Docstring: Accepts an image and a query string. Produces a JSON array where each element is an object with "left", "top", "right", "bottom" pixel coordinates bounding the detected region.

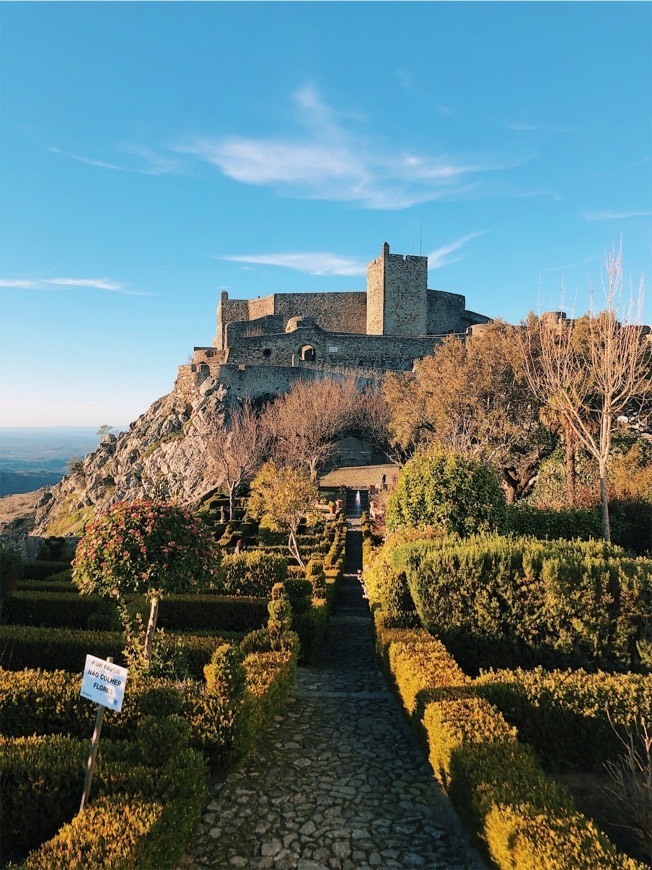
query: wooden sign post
[{"left": 79, "top": 654, "right": 128, "bottom": 813}]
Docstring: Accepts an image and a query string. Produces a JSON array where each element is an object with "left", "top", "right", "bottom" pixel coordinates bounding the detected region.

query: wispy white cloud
[
  {"left": 218, "top": 252, "right": 367, "bottom": 277},
  {"left": 0, "top": 276, "right": 153, "bottom": 296},
  {"left": 49, "top": 147, "right": 126, "bottom": 171},
  {"left": 0, "top": 279, "right": 37, "bottom": 288},
  {"left": 427, "top": 232, "right": 487, "bottom": 270},
  {"left": 49, "top": 144, "right": 180, "bottom": 176},
  {"left": 219, "top": 233, "right": 488, "bottom": 279},
  {"left": 176, "top": 87, "right": 528, "bottom": 210},
  {"left": 504, "top": 120, "right": 574, "bottom": 134},
  {"left": 540, "top": 255, "right": 602, "bottom": 275},
  {"left": 582, "top": 209, "right": 652, "bottom": 222}
]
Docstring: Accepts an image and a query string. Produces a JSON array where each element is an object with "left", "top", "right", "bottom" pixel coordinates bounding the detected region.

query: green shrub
[
  {"left": 35, "top": 537, "right": 73, "bottom": 562},
  {"left": 396, "top": 535, "right": 652, "bottom": 673},
  {"left": 305, "top": 558, "right": 326, "bottom": 599},
  {"left": 505, "top": 505, "right": 602, "bottom": 541},
  {"left": 610, "top": 499, "right": 652, "bottom": 555},
  {"left": 291, "top": 600, "right": 329, "bottom": 665},
  {"left": 374, "top": 618, "right": 638, "bottom": 869},
  {"left": 284, "top": 577, "right": 312, "bottom": 607},
  {"left": 387, "top": 445, "right": 506, "bottom": 536},
  {"left": 0, "top": 625, "right": 238, "bottom": 678},
  {"left": 16, "top": 796, "right": 165, "bottom": 869},
  {"left": 0, "top": 652, "right": 293, "bottom": 776},
  {"left": 18, "top": 579, "right": 75, "bottom": 593},
  {"left": 0, "top": 547, "right": 21, "bottom": 604},
  {"left": 473, "top": 666, "right": 652, "bottom": 769},
  {"left": 1, "top": 733, "right": 87, "bottom": 855},
  {"left": 2, "top": 591, "right": 116, "bottom": 630},
  {"left": 218, "top": 552, "right": 288, "bottom": 596},
  {"left": 204, "top": 644, "right": 246, "bottom": 701},
  {"left": 20, "top": 560, "right": 70, "bottom": 581},
  {"left": 267, "top": 583, "right": 293, "bottom": 648},
  {"left": 157, "top": 595, "right": 268, "bottom": 632},
  {"left": 4, "top": 716, "right": 207, "bottom": 868},
  {"left": 257, "top": 523, "right": 286, "bottom": 546},
  {"left": 363, "top": 531, "right": 424, "bottom": 618},
  {"left": 0, "top": 625, "right": 126, "bottom": 672}
]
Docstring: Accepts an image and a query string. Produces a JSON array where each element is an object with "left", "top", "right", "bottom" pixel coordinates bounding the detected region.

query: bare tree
[
  {"left": 520, "top": 248, "right": 651, "bottom": 540},
  {"left": 196, "top": 400, "right": 269, "bottom": 521},
  {"left": 353, "top": 384, "right": 404, "bottom": 465},
  {"left": 262, "top": 376, "right": 359, "bottom": 478}
]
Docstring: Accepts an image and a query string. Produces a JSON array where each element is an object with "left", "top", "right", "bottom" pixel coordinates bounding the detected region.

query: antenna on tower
[{"left": 419, "top": 225, "right": 423, "bottom": 256}]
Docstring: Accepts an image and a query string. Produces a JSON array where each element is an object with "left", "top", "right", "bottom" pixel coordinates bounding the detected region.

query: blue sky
[{"left": 1, "top": 2, "right": 651, "bottom": 426}]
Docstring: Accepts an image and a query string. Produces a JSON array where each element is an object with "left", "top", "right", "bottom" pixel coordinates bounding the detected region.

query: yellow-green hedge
[
  {"left": 16, "top": 796, "right": 165, "bottom": 870},
  {"left": 374, "top": 617, "right": 645, "bottom": 868},
  {"left": 474, "top": 666, "right": 652, "bottom": 768},
  {"left": 484, "top": 805, "right": 641, "bottom": 870}
]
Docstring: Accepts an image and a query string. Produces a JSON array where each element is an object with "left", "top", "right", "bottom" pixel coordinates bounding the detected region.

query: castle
[{"left": 176, "top": 243, "right": 490, "bottom": 400}]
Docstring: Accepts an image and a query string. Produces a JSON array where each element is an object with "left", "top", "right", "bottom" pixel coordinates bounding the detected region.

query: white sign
[
  {"left": 80, "top": 655, "right": 128, "bottom": 712},
  {"left": 328, "top": 346, "right": 339, "bottom": 353}
]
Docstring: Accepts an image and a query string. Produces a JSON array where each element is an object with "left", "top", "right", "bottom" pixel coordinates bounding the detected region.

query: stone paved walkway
[{"left": 179, "top": 514, "right": 484, "bottom": 869}]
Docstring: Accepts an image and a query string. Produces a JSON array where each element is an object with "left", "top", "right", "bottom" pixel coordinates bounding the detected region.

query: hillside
[{"left": 32, "top": 375, "right": 228, "bottom": 536}]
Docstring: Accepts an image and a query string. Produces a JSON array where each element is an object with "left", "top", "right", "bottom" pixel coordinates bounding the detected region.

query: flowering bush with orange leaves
[{"left": 72, "top": 500, "right": 220, "bottom": 600}]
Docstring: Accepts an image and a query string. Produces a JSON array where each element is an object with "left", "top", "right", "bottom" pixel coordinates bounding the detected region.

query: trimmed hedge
[
  {"left": 373, "top": 612, "right": 642, "bottom": 869},
  {"left": 3, "top": 717, "right": 207, "bottom": 867},
  {"left": 2, "top": 591, "right": 268, "bottom": 634},
  {"left": 395, "top": 535, "right": 652, "bottom": 673},
  {"left": 0, "top": 625, "right": 125, "bottom": 671},
  {"left": 473, "top": 666, "right": 652, "bottom": 769},
  {"left": 0, "top": 625, "right": 239, "bottom": 678},
  {"left": 218, "top": 552, "right": 287, "bottom": 597},
  {"left": 506, "top": 501, "right": 652, "bottom": 557},
  {"left": 3, "top": 592, "right": 113, "bottom": 630},
  {"left": 20, "top": 560, "right": 70, "bottom": 581},
  {"left": 157, "top": 595, "right": 268, "bottom": 633},
  {"left": 505, "top": 505, "right": 602, "bottom": 542},
  {"left": 16, "top": 796, "right": 165, "bottom": 870},
  {"left": 0, "top": 649, "right": 296, "bottom": 772},
  {"left": 17, "top": 579, "right": 75, "bottom": 594}
]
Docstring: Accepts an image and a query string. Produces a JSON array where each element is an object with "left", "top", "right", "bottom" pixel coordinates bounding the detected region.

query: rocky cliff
[{"left": 32, "top": 375, "right": 228, "bottom": 536}]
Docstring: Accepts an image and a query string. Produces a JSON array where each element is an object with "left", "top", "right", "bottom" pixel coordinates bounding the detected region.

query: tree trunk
[
  {"left": 599, "top": 464, "right": 611, "bottom": 543},
  {"left": 502, "top": 468, "right": 519, "bottom": 505},
  {"left": 288, "top": 528, "right": 305, "bottom": 568},
  {"left": 144, "top": 596, "right": 160, "bottom": 662},
  {"left": 565, "top": 423, "right": 577, "bottom": 507},
  {"left": 228, "top": 485, "right": 236, "bottom": 523}
]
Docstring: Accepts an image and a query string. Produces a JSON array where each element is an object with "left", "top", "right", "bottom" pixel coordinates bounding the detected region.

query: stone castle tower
[{"left": 366, "top": 242, "right": 428, "bottom": 336}]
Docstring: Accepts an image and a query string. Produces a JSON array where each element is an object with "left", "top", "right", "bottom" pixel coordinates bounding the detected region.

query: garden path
[{"left": 179, "top": 498, "right": 483, "bottom": 869}]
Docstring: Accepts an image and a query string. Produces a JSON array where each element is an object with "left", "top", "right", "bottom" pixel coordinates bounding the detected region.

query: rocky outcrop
[{"left": 32, "top": 376, "right": 229, "bottom": 536}]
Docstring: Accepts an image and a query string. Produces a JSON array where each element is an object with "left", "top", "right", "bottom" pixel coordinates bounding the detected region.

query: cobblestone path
[{"left": 180, "top": 515, "right": 483, "bottom": 869}]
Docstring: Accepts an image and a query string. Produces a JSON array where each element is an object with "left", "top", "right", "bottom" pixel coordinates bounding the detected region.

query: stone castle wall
[
  {"left": 221, "top": 328, "right": 439, "bottom": 371},
  {"left": 199, "top": 243, "right": 491, "bottom": 400},
  {"left": 216, "top": 290, "right": 366, "bottom": 349}
]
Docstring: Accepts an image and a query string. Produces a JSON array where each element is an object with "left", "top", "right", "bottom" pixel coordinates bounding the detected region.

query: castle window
[
  {"left": 262, "top": 348, "right": 272, "bottom": 358},
  {"left": 299, "top": 344, "right": 316, "bottom": 362}
]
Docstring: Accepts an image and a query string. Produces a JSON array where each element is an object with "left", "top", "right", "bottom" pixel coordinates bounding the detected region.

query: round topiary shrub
[{"left": 386, "top": 445, "right": 506, "bottom": 536}]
